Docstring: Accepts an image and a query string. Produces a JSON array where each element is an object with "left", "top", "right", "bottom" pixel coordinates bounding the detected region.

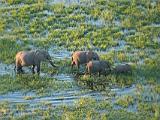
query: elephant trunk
[{"left": 49, "top": 60, "right": 56, "bottom": 67}]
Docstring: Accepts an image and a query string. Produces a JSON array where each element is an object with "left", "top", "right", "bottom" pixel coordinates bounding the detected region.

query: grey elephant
[
  {"left": 15, "top": 50, "right": 56, "bottom": 74},
  {"left": 71, "top": 51, "right": 100, "bottom": 71},
  {"left": 85, "top": 60, "right": 111, "bottom": 77},
  {"left": 114, "top": 64, "right": 131, "bottom": 74}
]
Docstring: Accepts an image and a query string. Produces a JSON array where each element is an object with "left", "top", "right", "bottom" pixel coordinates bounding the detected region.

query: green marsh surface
[{"left": 0, "top": 0, "right": 160, "bottom": 119}]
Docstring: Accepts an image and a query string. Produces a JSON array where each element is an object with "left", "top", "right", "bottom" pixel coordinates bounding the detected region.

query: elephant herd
[
  {"left": 71, "top": 51, "right": 131, "bottom": 76},
  {"left": 15, "top": 49, "right": 132, "bottom": 76}
]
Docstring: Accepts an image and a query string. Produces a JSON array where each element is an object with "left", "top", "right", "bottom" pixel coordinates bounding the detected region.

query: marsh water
[
  {"left": 0, "top": 1, "right": 158, "bottom": 116},
  {"left": 0, "top": 48, "right": 154, "bottom": 115},
  {"left": 0, "top": 45, "right": 158, "bottom": 115}
]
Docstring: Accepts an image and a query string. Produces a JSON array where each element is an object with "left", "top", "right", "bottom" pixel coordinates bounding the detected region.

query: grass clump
[
  {"left": 0, "top": 75, "right": 74, "bottom": 95},
  {"left": 115, "top": 95, "right": 134, "bottom": 108}
]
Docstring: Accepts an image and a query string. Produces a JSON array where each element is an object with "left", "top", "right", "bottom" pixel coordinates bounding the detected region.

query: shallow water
[
  {"left": 85, "top": 17, "right": 106, "bottom": 27},
  {"left": 111, "top": 84, "right": 136, "bottom": 97},
  {"left": 48, "top": 46, "right": 71, "bottom": 59},
  {"left": 49, "top": 0, "right": 95, "bottom": 6},
  {"left": 0, "top": 89, "right": 109, "bottom": 113},
  {"left": 0, "top": 81, "right": 138, "bottom": 108},
  {"left": 0, "top": 63, "right": 15, "bottom": 76},
  {"left": 48, "top": 0, "right": 80, "bottom": 6},
  {"left": 0, "top": 61, "right": 139, "bottom": 113},
  {"left": 0, "top": 47, "right": 158, "bottom": 115},
  {"left": 53, "top": 74, "right": 74, "bottom": 81}
]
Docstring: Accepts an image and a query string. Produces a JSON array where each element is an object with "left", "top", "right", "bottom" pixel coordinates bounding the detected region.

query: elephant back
[
  {"left": 72, "top": 51, "right": 87, "bottom": 64},
  {"left": 86, "top": 51, "right": 99, "bottom": 62},
  {"left": 87, "top": 60, "right": 101, "bottom": 73},
  {"left": 16, "top": 51, "right": 35, "bottom": 66}
]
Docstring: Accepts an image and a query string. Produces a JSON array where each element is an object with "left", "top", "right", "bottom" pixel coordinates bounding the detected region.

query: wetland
[{"left": 0, "top": 0, "right": 160, "bottom": 119}]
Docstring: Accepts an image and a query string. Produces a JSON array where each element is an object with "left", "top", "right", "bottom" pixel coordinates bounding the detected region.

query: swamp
[{"left": 0, "top": 0, "right": 160, "bottom": 119}]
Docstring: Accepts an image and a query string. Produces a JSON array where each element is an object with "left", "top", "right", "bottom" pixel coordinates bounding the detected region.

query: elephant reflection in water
[{"left": 15, "top": 50, "right": 56, "bottom": 75}]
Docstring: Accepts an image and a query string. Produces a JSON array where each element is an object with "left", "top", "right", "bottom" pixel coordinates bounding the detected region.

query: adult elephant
[
  {"left": 15, "top": 50, "right": 56, "bottom": 74},
  {"left": 71, "top": 51, "right": 100, "bottom": 71}
]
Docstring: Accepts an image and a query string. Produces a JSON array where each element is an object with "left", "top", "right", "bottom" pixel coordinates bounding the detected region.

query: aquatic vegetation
[
  {"left": 0, "top": 0, "right": 160, "bottom": 119},
  {"left": 0, "top": 75, "right": 74, "bottom": 95},
  {"left": 115, "top": 95, "right": 134, "bottom": 108}
]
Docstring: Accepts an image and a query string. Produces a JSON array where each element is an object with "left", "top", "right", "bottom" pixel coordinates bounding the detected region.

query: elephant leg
[
  {"left": 105, "top": 72, "right": 107, "bottom": 76},
  {"left": 71, "top": 62, "right": 74, "bottom": 70},
  {"left": 17, "top": 66, "right": 23, "bottom": 74},
  {"left": 89, "top": 73, "right": 92, "bottom": 77},
  {"left": 21, "top": 68, "right": 24, "bottom": 73},
  {"left": 74, "top": 62, "right": 79, "bottom": 74},
  {"left": 77, "top": 63, "right": 80, "bottom": 73},
  {"left": 16, "top": 60, "right": 23, "bottom": 74},
  {"left": 98, "top": 72, "right": 101, "bottom": 77},
  {"left": 32, "top": 65, "right": 35, "bottom": 74},
  {"left": 71, "top": 58, "right": 74, "bottom": 70},
  {"left": 85, "top": 66, "right": 88, "bottom": 75},
  {"left": 36, "top": 64, "right": 40, "bottom": 75}
]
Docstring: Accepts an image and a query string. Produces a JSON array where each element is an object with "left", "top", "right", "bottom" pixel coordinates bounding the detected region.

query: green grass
[
  {"left": 0, "top": 0, "right": 160, "bottom": 119},
  {"left": 0, "top": 75, "right": 74, "bottom": 95},
  {"left": 115, "top": 95, "right": 134, "bottom": 108}
]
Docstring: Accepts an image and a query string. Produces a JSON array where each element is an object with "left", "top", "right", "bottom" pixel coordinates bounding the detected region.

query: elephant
[
  {"left": 15, "top": 50, "right": 56, "bottom": 74},
  {"left": 71, "top": 51, "right": 100, "bottom": 71},
  {"left": 114, "top": 64, "right": 131, "bottom": 74},
  {"left": 85, "top": 60, "right": 111, "bottom": 77}
]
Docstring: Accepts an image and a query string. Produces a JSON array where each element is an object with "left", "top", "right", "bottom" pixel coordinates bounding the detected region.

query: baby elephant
[
  {"left": 85, "top": 60, "right": 111, "bottom": 77},
  {"left": 15, "top": 50, "right": 56, "bottom": 74},
  {"left": 71, "top": 51, "right": 99, "bottom": 71},
  {"left": 114, "top": 64, "right": 131, "bottom": 74}
]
